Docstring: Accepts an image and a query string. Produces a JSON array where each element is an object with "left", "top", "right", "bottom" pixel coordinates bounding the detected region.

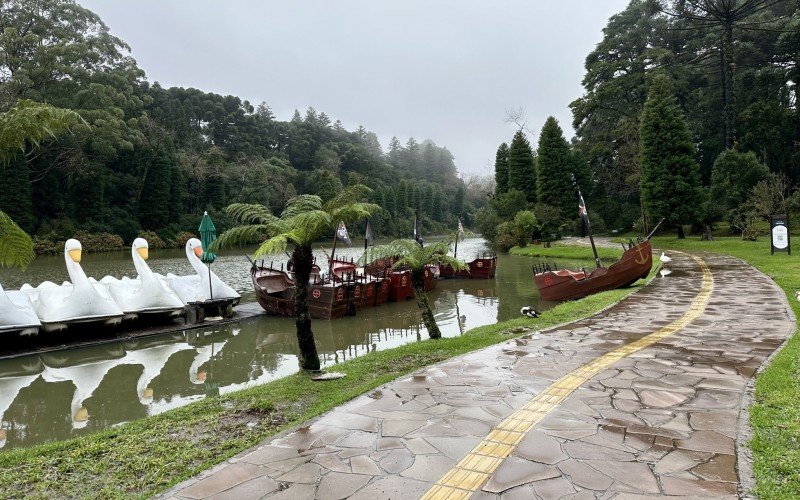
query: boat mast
[
  {"left": 573, "top": 174, "right": 602, "bottom": 269},
  {"left": 453, "top": 223, "right": 459, "bottom": 259}
]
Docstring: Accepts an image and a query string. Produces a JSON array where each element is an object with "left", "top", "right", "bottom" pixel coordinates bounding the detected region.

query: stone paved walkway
[{"left": 160, "top": 251, "right": 794, "bottom": 499}]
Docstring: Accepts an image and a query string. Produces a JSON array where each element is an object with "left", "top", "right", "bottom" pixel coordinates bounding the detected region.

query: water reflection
[{"left": 0, "top": 239, "right": 602, "bottom": 450}]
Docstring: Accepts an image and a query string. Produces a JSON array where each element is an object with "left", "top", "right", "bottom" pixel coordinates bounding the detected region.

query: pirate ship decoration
[
  {"left": 532, "top": 178, "right": 653, "bottom": 302},
  {"left": 439, "top": 220, "right": 496, "bottom": 279}
]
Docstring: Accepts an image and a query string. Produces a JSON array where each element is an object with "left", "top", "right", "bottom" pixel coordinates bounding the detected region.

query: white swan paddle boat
[
  {"left": 99, "top": 238, "right": 185, "bottom": 320},
  {"left": 0, "top": 283, "right": 41, "bottom": 336},
  {"left": 20, "top": 239, "right": 124, "bottom": 332},
  {"left": 163, "top": 238, "right": 240, "bottom": 305}
]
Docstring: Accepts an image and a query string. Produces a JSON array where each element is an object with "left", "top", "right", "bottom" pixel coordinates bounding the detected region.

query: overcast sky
[{"left": 79, "top": 0, "right": 628, "bottom": 176}]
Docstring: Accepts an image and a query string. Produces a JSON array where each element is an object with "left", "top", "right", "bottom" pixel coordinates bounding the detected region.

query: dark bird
[{"left": 520, "top": 306, "right": 539, "bottom": 318}]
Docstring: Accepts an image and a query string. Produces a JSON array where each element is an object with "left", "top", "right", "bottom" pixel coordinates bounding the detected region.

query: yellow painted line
[{"left": 421, "top": 254, "right": 713, "bottom": 499}]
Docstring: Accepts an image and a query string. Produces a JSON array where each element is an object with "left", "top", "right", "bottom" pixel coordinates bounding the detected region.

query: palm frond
[
  {"left": 324, "top": 184, "right": 372, "bottom": 210},
  {"left": 210, "top": 224, "right": 268, "bottom": 251},
  {"left": 284, "top": 210, "right": 333, "bottom": 245},
  {"left": 0, "top": 211, "right": 34, "bottom": 270},
  {"left": 253, "top": 234, "right": 290, "bottom": 258},
  {"left": 224, "top": 203, "right": 277, "bottom": 225},
  {"left": 359, "top": 239, "right": 466, "bottom": 270},
  {"left": 328, "top": 201, "right": 382, "bottom": 224},
  {"left": 282, "top": 195, "right": 323, "bottom": 218},
  {"left": 0, "top": 100, "right": 84, "bottom": 164}
]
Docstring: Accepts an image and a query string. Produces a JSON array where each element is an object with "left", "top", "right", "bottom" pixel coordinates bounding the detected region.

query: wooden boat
[
  {"left": 532, "top": 179, "right": 656, "bottom": 302},
  {"left": 440, "top": 255, "right": 497, "bottom": 279},
  {"left": 533, "top": 240, "right": 652, "bottom": 301},
  {"left": 251, "top": 262, "right": 357, "bottom": 320}
]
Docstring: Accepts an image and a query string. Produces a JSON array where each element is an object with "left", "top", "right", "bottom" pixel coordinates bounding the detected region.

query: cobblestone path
[{"left": 161, "top": 251, "right": 793, "bottom": 499}]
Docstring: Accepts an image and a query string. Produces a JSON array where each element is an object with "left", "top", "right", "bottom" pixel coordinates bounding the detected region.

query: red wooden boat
[
  {"left": 440, "top": 255, "right": 497, "bottom": 279},
  {"left": 251, "top": 263, "right": 353, "bottom": 319},
  {"left": 365, "top": 257, "right": 437, "bottom": 299},
  {"left": 533, "top": 240, "right": 652, "bottom": 302}
]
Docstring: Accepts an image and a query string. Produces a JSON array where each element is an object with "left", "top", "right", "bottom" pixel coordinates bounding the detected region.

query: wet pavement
[{"left": 160, "top": 251, "right": 794, "bottom": 499}]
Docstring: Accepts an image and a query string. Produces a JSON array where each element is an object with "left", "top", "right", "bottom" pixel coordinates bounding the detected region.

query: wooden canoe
[{"left": 533, "top": 240, "right": 652, "bottom": 302}]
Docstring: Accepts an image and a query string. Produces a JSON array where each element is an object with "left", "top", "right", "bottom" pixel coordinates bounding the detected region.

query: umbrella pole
[{"left": 208, "top": 263, "right": 213, "bottom": 300}]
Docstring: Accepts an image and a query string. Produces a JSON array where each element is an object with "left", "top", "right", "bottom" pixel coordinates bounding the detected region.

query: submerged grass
[
  {"left": 0, "top": 248, "right": 653, "bottom": 499},
  {"left": 643, "top": 236, "right": 800, "bottom": 499}
]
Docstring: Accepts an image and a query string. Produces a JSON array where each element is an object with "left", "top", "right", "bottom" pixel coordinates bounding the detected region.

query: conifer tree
[
  {"left": 494, "top": 142, "right": 509, "bottom": 194},
  {"left": 0, "top": 155, "right": 33, "bottom": 231},
  {"left": 536, "top": 117, "right": 576, "bottom": 217},
  {"left": 640, "top": 75, "right": 705, "bottom": 238},
  {"left": 507, "top": 131, "right": 537, "bottom": 202}
]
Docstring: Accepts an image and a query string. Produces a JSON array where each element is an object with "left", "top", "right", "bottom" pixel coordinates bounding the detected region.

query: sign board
[{"left": 770, "top": 215, "right": 790, "bottom": 255}]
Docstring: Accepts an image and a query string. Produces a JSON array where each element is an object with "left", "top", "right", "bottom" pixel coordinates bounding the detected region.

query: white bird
[
  {"left": 520, "top": 306, "right": 539, "bottom": 318},
  {"left": 659, "top": 268, "right": 673, "bottom": 278},
  {"left": 795, "top": 290, "right": 800, "bottom": 302},
  {"left": 659, "top": 252, "right": 672, "bottom": 265}
]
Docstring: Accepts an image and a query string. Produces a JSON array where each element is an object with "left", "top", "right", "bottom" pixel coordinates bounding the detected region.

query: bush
[
  {"left": 137, "top": 230, "right": 167, "bottom": 249},
  {"left": 73, "top": 231, "right": 125, "bottom": 252},
  {"left": 174, "top": 231, "right": 196, "bottom": 248}
]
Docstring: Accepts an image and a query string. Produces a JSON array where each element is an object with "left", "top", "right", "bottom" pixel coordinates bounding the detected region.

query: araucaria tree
[
  {"left": 639, "top": 75, "right": 705, "bottom": 238},
  {"left": 507, "top": 131, "right": 537, "bottom": 202},
  {"left": 213, "top": 185, "right": 380, "bottom": 370},
  {"left": 364, "top": 240, "right": 466, "bottom": 339},
  {"left": 494, "top": 142, "right": 509, "bottom": 194},
  {"left": 536, "top": 117, "right": 577, "bottom": 217}
]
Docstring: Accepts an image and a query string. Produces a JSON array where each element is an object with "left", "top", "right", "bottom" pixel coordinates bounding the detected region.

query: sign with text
[{"left": 770, "top": 215, "right": 790, "bottom": 255}]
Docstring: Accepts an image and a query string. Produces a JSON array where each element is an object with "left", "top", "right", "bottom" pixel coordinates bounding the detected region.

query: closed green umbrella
[{"left": 199, "top": 211, "right": 217, "bottom": 300}]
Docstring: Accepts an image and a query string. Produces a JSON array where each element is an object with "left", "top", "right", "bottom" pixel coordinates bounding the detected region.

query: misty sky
[{"left": 79, "top": 0, "right": 629, "bottom": 176}]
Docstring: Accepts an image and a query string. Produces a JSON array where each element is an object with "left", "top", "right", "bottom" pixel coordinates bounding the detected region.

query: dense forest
[
  {"left": 482, "top": 0, "right": 800, "bottom": 248},
  {"left": 0, "top": 0, "right": 480, "bottom": 253}
]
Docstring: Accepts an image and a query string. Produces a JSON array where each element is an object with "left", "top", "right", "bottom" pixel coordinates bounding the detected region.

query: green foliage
[
  {"left": 513, "top": 210, "right": 539, "bottom": 246},
  {"left": 710, "top": 149, "right": 770, "bottom": 215},
  {"left": 639, "top": 75, "right": 705, "bottom": 235},
  {"left": 0, "top": 211, "right": 34, "bottom": 269},
  {"left": 537, "top": 117, "right": 578, "bottom": 219},
  {"left": 534, "top": 203, "right": 568, "bottom": 242},
  {"left": 137, "top": 230, "right": 167, "bottom": 249},
  {"left": 73, "top": 231, "right": 125, "bottom": 252},
  {"left": 507, "top": 131, "right": 537, "bottom": 202},
  {"left": 494, "top": 142, "right": 509, "bottom": 194},
  {"left": 0, "top": 100, "right": 84, "bottom": 163}
]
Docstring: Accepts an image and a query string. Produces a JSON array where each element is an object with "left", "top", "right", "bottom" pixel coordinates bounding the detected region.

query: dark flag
[
  {"left": 413, "top": 213, "right": 423, "bottom": 246},
  {"left": 364, "top": 219, "right": 374, "bottom": 247},
  {"left": 336, "top": 221, "right": 352, "bottom": 246}
]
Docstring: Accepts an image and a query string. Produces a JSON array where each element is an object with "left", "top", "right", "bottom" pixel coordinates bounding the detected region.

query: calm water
[{"left": 0, "top": 238, "right": 599, "bottom": 450}]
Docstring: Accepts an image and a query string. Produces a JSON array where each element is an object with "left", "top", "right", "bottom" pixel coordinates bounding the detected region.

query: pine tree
[
  {"left": 0, "top": 155, "right": 33, "bottom": 231},
  {"left": 385, "top": 187, "right": 397, "bottom": 216},
  {"left": 507, "top": 131, "right": 537, "bottom": 202},
  {"left": 388, "top": 136, "right": 403, "bottom": 163},
  {"left": 139, "top": 151, "right": 173, "bottom": 230},
  {"left": 536, "top": 117, "right": 576, "bottom": 217},
  {"left": 640, "top": 75, "right": 705, "bottom": 238},
  {"left": 397, "top": 181, "right": 409, "bottom": 210},
  {"left": 494, "top": 142, "right": 509, "bottom": 194}
]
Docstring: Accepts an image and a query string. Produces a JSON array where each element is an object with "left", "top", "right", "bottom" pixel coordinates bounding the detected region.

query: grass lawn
[
  {"left": 0, "top": 249, "right": 654, "bottom": 499},
  {"left": 646, "top": 235, "right": 800, "bottom": 499},
  {"left": 510, "top": 241, "right": 623, "bottom": 261}
]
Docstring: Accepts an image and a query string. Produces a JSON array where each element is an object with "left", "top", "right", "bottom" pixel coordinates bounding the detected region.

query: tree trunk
[
  {"left": 701, "top": 224, "right": 713, "bottom": 241},
  {"left": 677, "top": 225, "right": 686, "bottom": 239},
  {"left": 412, "top": 269, "right": 441, "bottom": 339},
  {"left": 292, "top": 246, "right": 321, "bottom": 370}
]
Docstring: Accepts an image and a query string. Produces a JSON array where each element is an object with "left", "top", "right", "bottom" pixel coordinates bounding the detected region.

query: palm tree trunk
[
  {"left": 293, "top": 245, "right": 321, "bottom": 370},
  {"left": 412, "top": 269, "right": 441, "bottom": 339}
]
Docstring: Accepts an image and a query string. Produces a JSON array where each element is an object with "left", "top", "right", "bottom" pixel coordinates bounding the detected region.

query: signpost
[{"left": 770, "top": 215, "right": 790, "bottom": 255}]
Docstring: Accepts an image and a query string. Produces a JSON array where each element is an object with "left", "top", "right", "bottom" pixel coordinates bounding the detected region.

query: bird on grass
[
  {"left": 795, "top": 290, "right": 800, "bottom": 302},
  {"left": 659, "top": 252, "right": 672, "bottom": 265},
  {"left": 520, "top": 306, "right": 539, "bottom": 318}
]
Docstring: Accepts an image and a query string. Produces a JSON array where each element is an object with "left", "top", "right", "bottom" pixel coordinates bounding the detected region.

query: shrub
[
  {"left": 137, "top": 230, "right": 167, "bottom": 249},
  {"left": 72, "top": 231, "right": 125, "bottom": 252},
  {"left": 174, "top": 231, "right": 196, "bottom": 248}
]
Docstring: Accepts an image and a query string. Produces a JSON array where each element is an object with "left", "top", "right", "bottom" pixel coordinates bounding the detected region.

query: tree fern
[
  {"left": 0, "top": 211, "right": 34, "bottom": 269},
  {"left": 0, "top": 100, "right": 84, "bottom": 164}
]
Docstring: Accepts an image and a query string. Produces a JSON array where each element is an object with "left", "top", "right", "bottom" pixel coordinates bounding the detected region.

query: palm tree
[
  {"left": 364, "top": 239, "right": 467, "bottom": 339},
  {"left": 212, "top": 185, "right": 380, "bottom": 370}
]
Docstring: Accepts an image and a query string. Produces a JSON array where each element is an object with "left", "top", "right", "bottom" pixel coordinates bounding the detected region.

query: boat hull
[
  {"left": 440, "top": 256, "right": 497, "bottom": 279},
  {"left": 252, "top": 266, "right": 353, "bottom": 319},
  {"left": 533, "top": 241, "right": 652, "bottom": 302}
]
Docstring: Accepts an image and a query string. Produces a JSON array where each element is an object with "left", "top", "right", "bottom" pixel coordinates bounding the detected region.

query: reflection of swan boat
[
  {"left": 0, "top": 355, "right": 44, "bottom": 448},
  {"left": 122, "top": 342, "right": 191, "bottom": 404},
  {"left": 20, "top": 239, "right": 125, "bottom": 332},
  {"left": 188, "top": 341, "right": 228, "bottom": 384},
  {"left": 0, "top": 283, "right": 41, "bottom": 335},
  {"left": 162, "top": 238, "right": 241, "bottom": 305},
  {"left": 99, "top": 238, "right": 185, "bottom": 320}
]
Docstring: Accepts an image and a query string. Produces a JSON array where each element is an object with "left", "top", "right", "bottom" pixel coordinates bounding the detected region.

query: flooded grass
[{"left": 0, "top": 250, "right": 654, "bottom": 498}]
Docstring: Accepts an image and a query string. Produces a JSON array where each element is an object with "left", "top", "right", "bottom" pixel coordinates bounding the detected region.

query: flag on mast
[
  {"left": 336, "top": 221, "right": 352, "bottom": 246},
  {"left": 578, "top": 192, "right": 589, "bottom": 221},
  {"left": 457, "top": 220, "right": 464, "bottom": 234},
  {"left": 365, "top": 219, "right": 374, "bottom": 247}
]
